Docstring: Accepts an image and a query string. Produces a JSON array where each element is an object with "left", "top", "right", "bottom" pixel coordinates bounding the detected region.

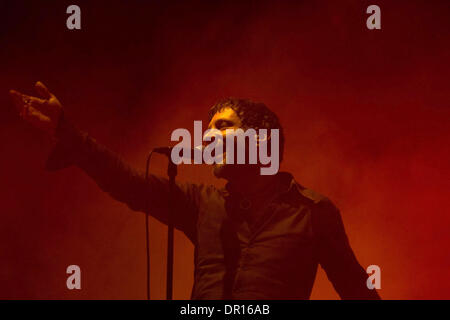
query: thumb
[{"left": 34, "top": 81, "right": 52, "bottom": 99}]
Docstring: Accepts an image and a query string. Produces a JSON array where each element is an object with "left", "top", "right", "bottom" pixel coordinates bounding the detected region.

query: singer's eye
[{"left": 215, "top": 120, "right": 234, "bottom": 130}]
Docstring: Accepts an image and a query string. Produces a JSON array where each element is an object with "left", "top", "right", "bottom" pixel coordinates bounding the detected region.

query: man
[{"left": 9, "top": 82, "right": 380, "bottom": 299}]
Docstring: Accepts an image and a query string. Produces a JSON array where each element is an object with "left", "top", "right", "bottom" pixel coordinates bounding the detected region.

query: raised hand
[{"left": 9, "top": 81, "right": 63, "bottom": 136}]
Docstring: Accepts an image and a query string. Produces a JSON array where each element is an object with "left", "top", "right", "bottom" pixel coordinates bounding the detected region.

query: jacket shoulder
[
  {"left": 292, "top": 181, "right": 340, "bottom": 215},
  {"left": 291, "top": 180, "right": 332, "bottom": 206},
  {"left": 296, "top": 184, "right": 327, "bottom": 204}
]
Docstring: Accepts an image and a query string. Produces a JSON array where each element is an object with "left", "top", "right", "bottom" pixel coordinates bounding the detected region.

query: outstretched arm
[
  {"left": 9, "top": 82, "right": 199, "bottom": 241},
  {"left": 313, "top": 199, "right": 381, "bottom": 300}
]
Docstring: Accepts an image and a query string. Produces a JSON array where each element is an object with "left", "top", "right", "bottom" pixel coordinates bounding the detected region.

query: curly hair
[{"left": 208, "top": 98, "right": 285, "bottom": 162}]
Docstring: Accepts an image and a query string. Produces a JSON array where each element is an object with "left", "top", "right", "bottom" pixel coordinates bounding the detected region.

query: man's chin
[
  {"left": 212, "top": 163, "right": 228, "bottom": 179},
  {"left": 212, "top": 152, "right": 229, "bottom": 179},
  {"left": 212, "top": 163, "right": 257, "bottom": 181},
  {"left": 212, "top": 163, "right": 239, "bottom": 180}
]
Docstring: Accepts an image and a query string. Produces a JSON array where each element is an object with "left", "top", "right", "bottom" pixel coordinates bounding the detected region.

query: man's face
[{"left": 205, "top": 107, "right": 248, "bottom": 179}]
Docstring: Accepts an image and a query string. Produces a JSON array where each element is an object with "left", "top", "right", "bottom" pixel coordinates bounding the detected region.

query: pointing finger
[{"left": 9, "top": 89, "right": 25, "bottom": 111}]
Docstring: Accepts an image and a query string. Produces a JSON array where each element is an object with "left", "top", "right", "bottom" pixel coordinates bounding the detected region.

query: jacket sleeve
[
  {"left": 313, "top": 199, "right": 381, "bottom": 300},
  {"left": 45, "top": 115, "right": 200, "bottom": 242}
]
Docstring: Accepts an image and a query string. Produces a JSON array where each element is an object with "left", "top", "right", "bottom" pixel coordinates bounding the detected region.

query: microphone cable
[
  {"left": 144, "top": 149, "right": 155, "bottom": 300},
  {"left": 143, "top": 146, "right": 181, "bottom": 300}
]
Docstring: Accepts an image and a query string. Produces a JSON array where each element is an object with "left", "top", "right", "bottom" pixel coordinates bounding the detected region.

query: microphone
[
  {"left": 152, "top": 145, "right": 204, "bottom": 162},
  {"left": 152, "top": 146, "right": 173, "bottom": 156}
]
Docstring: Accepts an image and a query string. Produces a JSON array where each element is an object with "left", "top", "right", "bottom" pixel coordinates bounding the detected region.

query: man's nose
[{"left": 202, "top": 129, "right": 224, "bottom": 147}]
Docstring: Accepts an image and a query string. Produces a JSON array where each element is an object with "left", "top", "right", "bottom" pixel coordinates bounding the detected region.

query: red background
[{"left": 0, "top": 0, "right": 449, "bottom": 299}]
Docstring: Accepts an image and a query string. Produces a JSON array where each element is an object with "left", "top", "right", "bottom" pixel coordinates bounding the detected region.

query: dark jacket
[{"left": 46, "top": 117, "right": 380, "bottom": 300}]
